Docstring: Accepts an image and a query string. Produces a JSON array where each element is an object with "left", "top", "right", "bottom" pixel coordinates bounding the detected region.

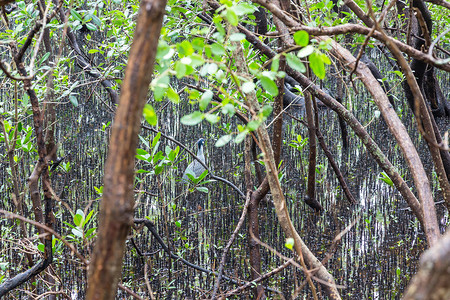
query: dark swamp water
[{"left": 0, "top": 47, "right": 449, "bottom": 299}]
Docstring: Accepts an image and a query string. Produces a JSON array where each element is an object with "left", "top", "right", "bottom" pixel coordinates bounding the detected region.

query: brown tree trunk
[
  {"left": 86, "top": 0, "right": 167, "bottom": 299},
  {"left": 403, "top": 230, "right": 450, "bottom": 299}
]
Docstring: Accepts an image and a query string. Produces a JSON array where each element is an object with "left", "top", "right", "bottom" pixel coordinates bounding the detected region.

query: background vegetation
[{"left": 0, "top": 0, "right": 449, "bottom": 299}]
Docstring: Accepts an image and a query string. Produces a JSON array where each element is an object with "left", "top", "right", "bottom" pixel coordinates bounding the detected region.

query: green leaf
[
  {"left": 70, "top": 9, "right": 83, "bottom": 22},
  {"left": 69, "top": 95, "right": 78, "bottom": 107},
  {"left": 181, "top": 111, "right": 204, "bottom": 125},
  {"left": 230, "top": 33, "right": 246, "bottom": 41},
  {"left": 261, "top": 105, "right": 273, "bottom": 117},
  {"left": 378, "top": 172, "right": 394, "bottom": 187},
  {"left": 136, "top": 148, "right": 149, "bottom": 156},
  {"left": 234, "top": 3, "right": 257, "bottom": 15},
  {"left": 84, "top": 210, "right": 95, "bottom": 226},
  {"left": 234, "top": 131, "right": 248, "bottom": 144},
  {"left": 152, "top": 132, "right": 161, "bottom": 148},
  {"left": 242, "top": 81, "right": 255, "bottom": 94},
  {"left": 143, "top": 104, "right": 158, "bottom": 125},
  {"left": 225, "top": 9, "right": 238, "bottom": 26},
  {"left": 309, "top": 52, "right": 325, "bottom": 79},
  {"left": 293, "top": 31, "right": 309, "bottom": 47},
  {"left": 204, "top": 113, "right": 220, "bottom": 124},
  {"left": 247, "top": 120, "right": 260, "bottom": 131},
  {"left": 215, "top": 134, "right": 232, "bottom": 147},
  {"left": 167, "top": 87, "right": 180, "bottom": 103},
  {"left": 271, "top": 55, "right": 280, "bottom": 72},
  {"left": 175, "top": 220, "right": 182, "bottom": 228},
  {"left": 285, "top": 53, "right": 306, "bottom": 73},
  {"left": 40, "top": 52, "right": 50, "bottom": 65},
  {"left": 195, "top": 187, "right": 209, "bottom": 193},
  {"left": 298, "top": 45, "right": 314, "bottom": 58},
  {"left": 85, "top": 23, "right": 97, "bottom": 31},
  {"left": 37, "top": 243, "right": 45, "bottom": 252},
  {"left": 74, "top": 209, "right": 84, "bottom": 227},
  {"left": 285, "top": 237, "right": 295, "bottom": 250},
  {"left": 168, "top": 146, "right": 180, "bottom": 161},
  {"left": 260, "top": 76, "right": 279, "bottom": 96},
  {"left": 211, "top": 43, "right": 226, "bottom": 56},
  {"left": 174, "top": 61, "right": 187, "bottom": 79},
  {"left": 200, "top": 90, "right": 213, "bottom": 111},
  {"left": 72, "top": 228, "right": 84, "bottom": 238},
  {"left": 222, "top": 103, "right": 235, "bottom": 116}
]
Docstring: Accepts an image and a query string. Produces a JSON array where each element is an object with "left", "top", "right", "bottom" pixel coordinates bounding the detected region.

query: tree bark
[
  {"left": 403, "top": 230, "right": 450, "bottom": 299},
  {"left": 86, "top": 0, "right": 167, "bottom": 299}
]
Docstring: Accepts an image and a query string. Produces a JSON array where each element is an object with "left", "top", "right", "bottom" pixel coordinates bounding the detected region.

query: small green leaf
[
  {"left": 136, "top": 148, "right": 149, "bottom": 156},
  {"left": 378, "top": 172, "right": 394, "bottom": 187},
  {"left": 74, "top": 209, "right": 84, "bottom": 227},
  {"left": 260, "top": 76, "right": 279, "bottom": 96},
  {"left": 234, "top": 3, "right": 257, "bottom": 15},
  {"left": 175, "top": 220, "right": 182, "bottom": 228},
  {"left": 247, "top": 120, "right": 260, "bottom": 131},
  {"left": 234, "top": 131, "right": 248, "bottom": 144},
  {"left": 152, "top": 132, "right": 161, "bottom": 148},
  {"left": 69, "top": 95, "right": 78, "bottom": 107},
  {"left": 242, "top": 81, "right": 255, "bottom": 94},
  {"left": 174, "top": 61, "right": 187, "bottom": 79},
  {"left": 261, "top": 105, "right": 273, "bottom": 117},
  {"left": 222, "top": 103, "right": 235, "bottom": 116},
  {"left": 225, "top": 9, "right": 238, "bottom": 26},
  {"left": 204, "top": 113, "right": 220, "bottom": 124},
  {"left": 211, "top": 43, "right": 226, "bottom": 56},
  {"left": 309, "top": 52, "right": 325, "bottom": 79},
  {"left": 37, "top": 243, "right": 45, "bottom": 252},
  {"left": 286, "top": 53, "right": 306, "bottom": 73},
  {"left": 167, "top": 87, "right": 180, "bottom": 103},
  {"left": 85, "top": 23, "right": 97, "bottom": 31},
  {"left": 143, "top": 104, "right": 158, "bottom": 125},
  {"left": 72, "top": 228, "right": 84, "bottom": 238},
  {"left": 70, "top": 9, "right": 83, "bottom": 22},
  {"left": 196, "top": 187, "right": 209, "bottom": 193},
  {"left": 230, "top": 33, "right": 246, "bottom": 41},
  {"left": 215, "top": 135, "right": 232, "bottom": 147},
  {"left": 298, "top": 45, "right": 314, "bottom": 58},
  {"left": 181, "top": 111, "right": 204, "bottom": 125},
  {"left": 285, "top": 238, "right": 295, "bottom": 250},
  {"left": 293, "top": 31, "right": 309, "bottom": 47},
  {"left": 200, "top": 90, "right": 213, "bottom": 111}
]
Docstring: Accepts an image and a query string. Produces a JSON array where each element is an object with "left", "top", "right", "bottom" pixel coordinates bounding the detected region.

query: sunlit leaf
[
  {"left": 181, "top": 111, "right": 203, "bottom": 125},
  {"left": 230, "top": 33, "right": 246, "bottom": 41},
  {"left": 143, "top": 104, "right": 158, "bottom": 125},
  {"left": 286, "top": 53, "right": 306, "bottom": 73},
  {"left": 242, "top": 81, "right": 256, "bottom": 94},
  {"left": 260, "top": 76, "right": 279, "bottom": 96},
  {"left": 309, "top": 52, "right": 325, "bottom": 79},
  {"left": 293, "top": 30, "right": 309, "bottom": 47},
  {"left": 298, "top": 45, "right": 314, "bottom": 58},
  {"left": 285, "top": 238, "right": 295, "bottom": 250},
  {"left": 215, "top": 134, "right": 232, "bottom": 147},
  {"left": 196, "top": 186, "right": 209, "bottom": 193},
  {"left": 167, "top": 87, "right": 180, "bottom": 103}
]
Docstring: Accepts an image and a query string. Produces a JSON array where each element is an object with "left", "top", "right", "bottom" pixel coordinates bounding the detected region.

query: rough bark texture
[
  {"left": 86, "top": 0, "right": 167, "bottom": 299},
  {"left": 403, "top": 231, "right": 450, "bottom": 299}
]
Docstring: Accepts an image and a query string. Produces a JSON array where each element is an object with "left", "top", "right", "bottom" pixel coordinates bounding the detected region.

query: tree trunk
[{"left": 86, "top": 0, "right": 167, "bottom": 299}]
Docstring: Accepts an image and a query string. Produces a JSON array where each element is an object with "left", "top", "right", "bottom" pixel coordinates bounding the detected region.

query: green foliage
[
  {"left": 378, "top": 172, "right": 394, "bottom": 187},
  {"left": 63, "top": 208, "right": 97, "bottom": 245}
]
